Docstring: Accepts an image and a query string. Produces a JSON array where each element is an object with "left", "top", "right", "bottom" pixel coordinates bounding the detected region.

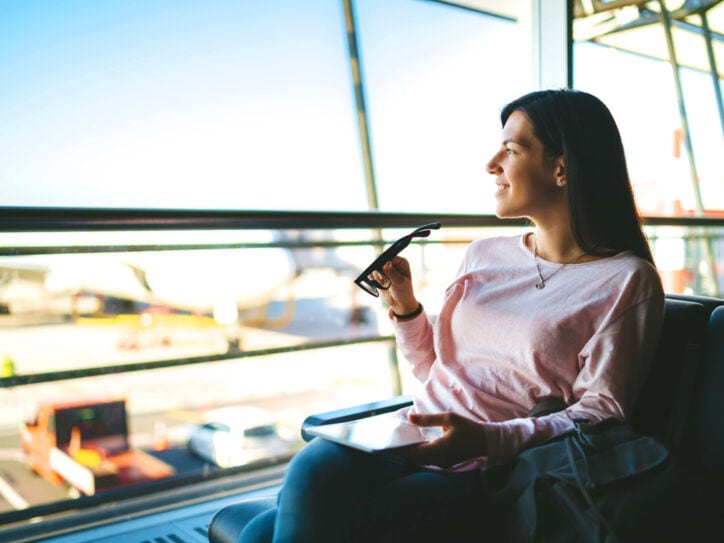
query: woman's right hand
[{"left": 371, "top": 256, "right": 419, "bottom": 315}]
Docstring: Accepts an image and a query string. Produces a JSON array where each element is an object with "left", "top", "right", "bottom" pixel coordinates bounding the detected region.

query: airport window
[{"left": 2, "top": 1, "right": 723, "bottom": 539}]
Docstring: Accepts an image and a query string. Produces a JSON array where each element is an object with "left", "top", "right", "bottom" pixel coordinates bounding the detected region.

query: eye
[{"left": 505, "top": 147, "right": 515, "bottom": 156}]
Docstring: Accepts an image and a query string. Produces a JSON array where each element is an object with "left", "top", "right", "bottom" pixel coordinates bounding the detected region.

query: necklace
[{"left": 533, "top": 238, "right": 586, "bottom": 290}]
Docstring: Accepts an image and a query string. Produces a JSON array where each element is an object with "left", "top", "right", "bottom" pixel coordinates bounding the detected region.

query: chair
[{"left": 208, "top": 295, "right": 716, "bottom": 543}]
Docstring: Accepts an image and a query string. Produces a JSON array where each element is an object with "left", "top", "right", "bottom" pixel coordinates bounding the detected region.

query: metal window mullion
[
  {"left": 700, "top": 10, "right": 724, "bottom": 142},
  {"left": 341, "top": 0, "right": 379, "bottom": 212}
]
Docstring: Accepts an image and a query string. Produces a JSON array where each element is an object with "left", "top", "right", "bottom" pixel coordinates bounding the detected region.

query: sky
[
  {"left": 0, "top": 0, "right": 525, "bottom": 213},
  {"left": 0, "top": 0, "right": 721, "bottom": 213}
]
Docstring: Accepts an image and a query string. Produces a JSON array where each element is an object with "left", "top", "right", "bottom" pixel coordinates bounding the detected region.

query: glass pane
[
  {"left": 0, "top": 0, "right": 367, "bottom": 210},
  {"left": 356, "top": 0, "right": 530, "bottom": 214},
  {"left": 572, "top": 2, "right": 724, "bottom": 217},
  {"left": 646, "top": 224, "right": 724, "bottom": 295}
]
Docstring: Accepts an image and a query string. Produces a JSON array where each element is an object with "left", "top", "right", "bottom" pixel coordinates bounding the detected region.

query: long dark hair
[{"left": 500, "top": 89, "right": 655, "bottom": 265}]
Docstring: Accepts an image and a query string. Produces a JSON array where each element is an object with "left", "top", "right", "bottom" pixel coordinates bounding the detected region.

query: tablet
[{"left": 304, "top": 411, "right": 442, "bottom": 453}]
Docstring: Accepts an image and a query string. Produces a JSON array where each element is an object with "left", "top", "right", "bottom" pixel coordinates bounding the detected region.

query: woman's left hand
[{"left": 401, "top": 412, "right": 488, "bottom": 469}]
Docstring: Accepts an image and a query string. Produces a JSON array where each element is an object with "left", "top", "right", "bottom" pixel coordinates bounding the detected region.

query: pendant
[{"left": 535, "top": 282, "right": 545, "bottom": 290}]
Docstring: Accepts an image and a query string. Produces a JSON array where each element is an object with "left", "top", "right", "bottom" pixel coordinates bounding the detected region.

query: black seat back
[
  {"left": 683, "top": 305, "right": 724, "bottom": 476},
  {"left": 631, "top": 298, "right": 707, "bottom": 451}
]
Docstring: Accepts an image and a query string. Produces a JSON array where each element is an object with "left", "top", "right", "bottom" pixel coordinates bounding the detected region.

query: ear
[{"left": 554, "top": 158, "right": 566, "bottom": 187}]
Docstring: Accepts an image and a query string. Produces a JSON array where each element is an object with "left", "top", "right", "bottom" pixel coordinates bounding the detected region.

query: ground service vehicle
[{"left": 20, "top": 397, "right": 175, "bottom": 496}]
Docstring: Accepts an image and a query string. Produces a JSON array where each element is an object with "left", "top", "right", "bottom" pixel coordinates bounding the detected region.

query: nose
[{"left": 486, "top": 150, "right": 503, "bottom": 175}]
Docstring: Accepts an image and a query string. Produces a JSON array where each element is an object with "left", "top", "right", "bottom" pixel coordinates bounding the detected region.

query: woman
[{"left": 240, "top": 89, "right": 665, "bottom": 542}]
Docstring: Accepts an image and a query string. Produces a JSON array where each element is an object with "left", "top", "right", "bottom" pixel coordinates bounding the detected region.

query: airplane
[
  {"left": 0, "top": 235, "right": 299, "bottom": 333},
  {"left": 0, "top": 227, "right": 380, "bottom": 339}
]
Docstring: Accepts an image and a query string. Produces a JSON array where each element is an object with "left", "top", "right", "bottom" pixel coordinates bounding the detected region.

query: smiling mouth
[{"left": 495, "top": 183, "right": 510, "bottom": 194}]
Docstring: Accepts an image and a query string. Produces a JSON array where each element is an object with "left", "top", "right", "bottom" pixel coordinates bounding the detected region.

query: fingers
[
  {"left": 405, "top": 413, "right": 455, "bottom": 466},
  {"left": 369, "top": 257, "right": 410, "bottom": 286},
  {"left": 370, "top": 269, "right": 391, "bottom": 289},
  {"left": 408, "top": 412, "right": 453, "bottom": 428},
  {"left": 404, "top": 412, "right": 488, "bottom": 468},
  {"left": 369, "top": 257, "right": 416, "bottom": 309},
  {"left": 383, "top": 257, "right": 411, "bottom": 282}
]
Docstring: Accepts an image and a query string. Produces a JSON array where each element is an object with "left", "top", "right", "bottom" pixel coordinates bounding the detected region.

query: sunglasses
[{"left": 354, "top": 222, "right": 442, "bottom": 297}]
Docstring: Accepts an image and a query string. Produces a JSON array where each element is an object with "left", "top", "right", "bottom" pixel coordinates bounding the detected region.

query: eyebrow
[{"left": 502, "top": 137, "right": 531, "bottom": 148}]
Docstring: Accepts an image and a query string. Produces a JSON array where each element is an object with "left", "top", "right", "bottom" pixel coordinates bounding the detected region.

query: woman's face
[{"left": 486, "top": 110, "right": 564, "bottom": 221}]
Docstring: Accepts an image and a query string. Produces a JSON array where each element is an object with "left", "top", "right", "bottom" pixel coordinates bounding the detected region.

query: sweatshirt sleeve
[
  {"left": 391, "top": 310, "right": 437, "bottom": 382},
  {"left": 389, "top": 243, "right": 475, "bottom": 383},
  {"left": 481, "top": 289, "right": 665, "bottom": 466}
]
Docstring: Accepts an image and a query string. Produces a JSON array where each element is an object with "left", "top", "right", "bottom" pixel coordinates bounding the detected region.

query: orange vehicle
[{"left": 20, "top": 397, "right": 175, "bottom": 496}]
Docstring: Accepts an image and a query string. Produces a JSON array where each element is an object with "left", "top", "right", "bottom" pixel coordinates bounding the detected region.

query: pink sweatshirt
[{"left": 393, "top": 234, "right": 665, "bottom": 467}]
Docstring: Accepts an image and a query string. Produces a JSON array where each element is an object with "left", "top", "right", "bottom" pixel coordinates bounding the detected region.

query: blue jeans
[{"left": 240, "top": 437, "right": 485, "bottom": 543}]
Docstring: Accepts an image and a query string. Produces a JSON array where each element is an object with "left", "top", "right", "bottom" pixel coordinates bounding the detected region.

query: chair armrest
[
  {"left": 209, "top": 496, "right": 277, "bottom": 543},
  {"left": 300, "top": 395, "right": 414, "bottom": 442}
]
